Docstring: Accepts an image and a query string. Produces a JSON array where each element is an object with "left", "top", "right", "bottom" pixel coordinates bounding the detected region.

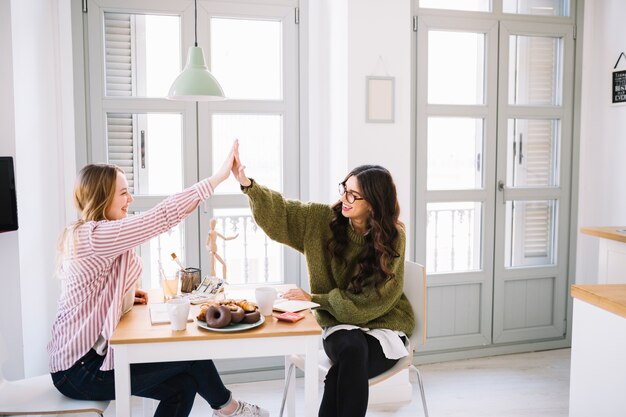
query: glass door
[
  {"left": 492, "top": 21, "right": 573, "bottom": 343},
  {"left": 415, "top": 13, "right": 574, "bottom": 351},
  {"left": 416, "top": 16, "right": 499, "bottom": 350}
]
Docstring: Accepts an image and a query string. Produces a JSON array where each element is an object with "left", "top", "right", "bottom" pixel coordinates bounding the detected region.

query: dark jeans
[
  {"left": 51, "top": 349, "right": 231, "bottom": 417},
  {"left": 319, "top": 329, "right": 401, "bottom": 417}
]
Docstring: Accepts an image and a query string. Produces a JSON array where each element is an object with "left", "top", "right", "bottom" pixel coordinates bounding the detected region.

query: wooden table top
[
  {"left": 111, "top": 301, "right": 322, "bottom": 344},
  {"left": 580, "top": 226, "right": 626, "bottom": 243},
  {"left": 571, "top": 284, "right": 626, "bottom": 319}
]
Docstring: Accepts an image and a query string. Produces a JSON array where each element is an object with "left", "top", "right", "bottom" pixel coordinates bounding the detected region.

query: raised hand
[
  {"left": 232, "top": 139, "right": 252, "bottom": 187},
  {"left": 209, "top": 141, "right": 236, "bottom": 190}
]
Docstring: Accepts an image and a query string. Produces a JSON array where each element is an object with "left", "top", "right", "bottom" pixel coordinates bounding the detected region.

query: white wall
[
  {"left": 0, "top": 0, "right": 25, "bottom": 380},
  {"left": 347, "top": 0, "right": 412, "bottom": 231},
  {"left": 577, "top": 0, "right": 626, "bottom": 283},
  {"left": 301, "top": 0, "right": 348, "bottom": 204},
  {"left": 305, "top": 0, "right": 412, "bottom": 230},
  {"left": 0, "top": 0, "right": 77, "bottom": 378}
]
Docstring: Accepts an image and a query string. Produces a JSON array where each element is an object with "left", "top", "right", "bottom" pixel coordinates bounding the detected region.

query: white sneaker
[{"left": 213, "top": 400, "right": 269, "bottom": 417}]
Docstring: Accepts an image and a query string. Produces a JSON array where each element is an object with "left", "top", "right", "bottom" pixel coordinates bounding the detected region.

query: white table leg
[
  {"left": 113, "top": 346, "right": 132, "bottom": 417},
  {"left": 284, "top": 356, "right": 296, "bottom": 417},
  {"left": 303, "top": 335, "right": 319, "bottom": 417}
]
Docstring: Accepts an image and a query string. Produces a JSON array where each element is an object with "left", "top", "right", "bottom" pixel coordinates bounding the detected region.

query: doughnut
[
  {"left": 197, "top": 302, "right": 219, "bottom": 321},
  {"left": 205, "top": 305, "right": 232, "bottom": 328},
  {"left": 242, "top": 309, "right": 261, "bottom": 324},
  {"left": 229, "top": 306, "right": 245, "bottom": 323}
]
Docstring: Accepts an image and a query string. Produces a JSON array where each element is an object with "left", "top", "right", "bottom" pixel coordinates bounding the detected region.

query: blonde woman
[{"left": 47, "top": 143, "right": 267, "bottom": 417}]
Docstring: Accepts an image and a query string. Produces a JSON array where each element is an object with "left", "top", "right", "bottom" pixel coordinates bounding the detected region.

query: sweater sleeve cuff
[
  {"left": 240, "top": 178, "right": 255, "bottom": 193},
  {"left": 193, "top": 178, "right": 214, "bottom": 201},
  {"left": 311, "top": 293, "right": 330, "bottom": 310}
]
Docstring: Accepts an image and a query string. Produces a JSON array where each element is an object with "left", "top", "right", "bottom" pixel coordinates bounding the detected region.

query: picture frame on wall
[{"left": 366, "top": 76, "right": 395, "bottom": 123}]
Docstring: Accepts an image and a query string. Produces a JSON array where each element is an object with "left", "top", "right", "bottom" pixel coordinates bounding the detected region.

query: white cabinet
[
  {"left": 569, "top": 285, "right": 626, "bottom": 417},
  {"left": 581, "top": 227, "right": 626, "bottom": 283}
]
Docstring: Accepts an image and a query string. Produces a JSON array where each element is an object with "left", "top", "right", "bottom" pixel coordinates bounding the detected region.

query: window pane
[
  {"left": 106, "top": 112, "right": 183, "bottom": 195},
  {"left": 211, "top": 18, "right": 282, "bottom": 100},
  {"left": 506, "top": 119, "right": 560, "bottom": 187},
  {"left": 427, "top": 202, "right": 483, "bottom": 273},
  {"left": 420, "top": 0, "right": 490, "bottom": 12},
  {"left": 503, "top": 0, "right": 569, "bottom": 16},
  {"left": 104, "top": 13, "right": 180, "bottom": 97},
  {"left": 505, "top": 200, "right": 556, "bottom": 267},
  {"left": 136, "top": 218, "right": 185, "bottom": 289},
  {"left": 212, "top": 114, "right": 282, "bottom": 194},
  {"left": 213, "top": 208, "right": 283, "bottom": 285},
  {"left": 429, "top": 31, "right": 485, "bottom": 105},
  {"left": 427, "top": 117, "right": 484, "bottom": 190},
  {"left": 509, "top": 35, "right": 563, "bottom": 106}
]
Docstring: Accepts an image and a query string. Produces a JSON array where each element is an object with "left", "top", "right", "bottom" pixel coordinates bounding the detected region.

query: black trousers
[{"left": 319, "top": 329, "right": 401, "bottom": 417}]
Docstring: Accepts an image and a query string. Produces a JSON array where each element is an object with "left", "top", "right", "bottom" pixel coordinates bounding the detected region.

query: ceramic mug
[
  {"left": 167, "top": 297, "right": 190, "bottom": 331},
  {"left": 255, "top": 287, "right": 277, "bottom": 316}
]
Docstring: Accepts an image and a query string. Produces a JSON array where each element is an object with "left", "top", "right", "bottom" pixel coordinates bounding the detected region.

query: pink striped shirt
[{"left": 47, "top": 179, "right": 213, "bottom": 372}]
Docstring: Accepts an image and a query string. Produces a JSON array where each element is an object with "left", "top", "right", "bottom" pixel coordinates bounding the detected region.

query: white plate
[{"left": 196, "top": 314, "right": 265, "bottom": 332}]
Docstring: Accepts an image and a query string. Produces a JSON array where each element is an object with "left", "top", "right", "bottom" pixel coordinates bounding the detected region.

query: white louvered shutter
[
  {"left": 516, "top": 36, "right": 557, "bottom": 265},
  {"left": 104, "top": 13, "right": 136, "bottom": 192}
]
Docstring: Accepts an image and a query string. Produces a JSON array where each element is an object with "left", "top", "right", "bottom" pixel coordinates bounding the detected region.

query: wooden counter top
[
  {"left": 571, "top": 284, "right": 626, "bottom": 319},
  {"left": 580, "top": 226, "right": 626, "bottom": 243}
]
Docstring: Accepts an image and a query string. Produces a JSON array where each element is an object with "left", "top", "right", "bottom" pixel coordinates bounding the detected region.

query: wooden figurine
[{"left": 206, "top": 217, "right": 238, "bottom": 280}]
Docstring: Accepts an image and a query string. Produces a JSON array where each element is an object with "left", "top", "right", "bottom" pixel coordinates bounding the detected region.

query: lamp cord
[{"left": 194, "top": 0, "right": 198, "bottom": 47}]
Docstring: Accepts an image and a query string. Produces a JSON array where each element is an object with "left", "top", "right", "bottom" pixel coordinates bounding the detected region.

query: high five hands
[{"left": 231, "top": 139, "right": 252, "bottom": 187}]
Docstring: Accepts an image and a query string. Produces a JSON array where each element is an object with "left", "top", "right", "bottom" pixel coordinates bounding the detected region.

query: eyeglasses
[{"left": 338, "top": 182, "right": 365, "bottom": 204}]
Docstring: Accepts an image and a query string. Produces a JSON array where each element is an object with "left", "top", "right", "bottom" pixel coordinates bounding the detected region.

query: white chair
[
  {"left": 0, "top": 336, "right": 110, "bottom": 416},
  {"left": 279, "top": 260, "right": 429, "bottom": 417}
]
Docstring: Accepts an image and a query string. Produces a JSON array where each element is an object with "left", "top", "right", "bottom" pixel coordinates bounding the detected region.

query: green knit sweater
[{"left": 243, "top": 181, "right": 415, "bottom": 336}]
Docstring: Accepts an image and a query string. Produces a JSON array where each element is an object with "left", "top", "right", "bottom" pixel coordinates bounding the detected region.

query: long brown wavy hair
[
  {"left": 327, "top": 165, "right": 403, "bottom": 294},
  {"left": 57, "top": 164, "right": 124, "bottom": 259}
]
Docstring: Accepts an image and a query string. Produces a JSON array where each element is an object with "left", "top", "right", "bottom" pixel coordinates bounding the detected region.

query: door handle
[
  {"left": 497, "top": 180, "right": 508, "bottom": 204},
  {"left": 140, "top": 130, "right": 146, "bottom": 169}
]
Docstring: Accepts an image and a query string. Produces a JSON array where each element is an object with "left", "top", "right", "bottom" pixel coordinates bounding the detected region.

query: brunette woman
[{"left": 232, "top": 141, "right": 414, "bottom": 417}]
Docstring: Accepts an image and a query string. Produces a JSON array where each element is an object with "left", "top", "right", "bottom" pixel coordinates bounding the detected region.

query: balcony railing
[
  {"left": 427, "top": 206, "right": 480, "bottom": 274},
  {"left": 213, "top": 214, "right": 279, "bottom": 285}
]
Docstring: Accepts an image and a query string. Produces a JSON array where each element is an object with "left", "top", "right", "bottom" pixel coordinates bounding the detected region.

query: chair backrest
[{"left": 403, "top": 261, "right": 427, "bottom": 350}]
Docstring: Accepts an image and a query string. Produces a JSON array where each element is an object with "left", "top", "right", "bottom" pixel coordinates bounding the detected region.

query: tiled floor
[{"left": 102, "top": 348, "right": 570, "bottom": 417}]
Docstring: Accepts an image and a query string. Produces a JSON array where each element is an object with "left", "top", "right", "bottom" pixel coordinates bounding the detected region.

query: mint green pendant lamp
[{"left": 167, "top": 0, "right": 225, "bottom": 101}]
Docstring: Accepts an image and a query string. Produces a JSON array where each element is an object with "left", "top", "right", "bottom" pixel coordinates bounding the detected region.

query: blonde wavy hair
[{"left": 57, "top": 164, "right": 124, "bottom": 261}]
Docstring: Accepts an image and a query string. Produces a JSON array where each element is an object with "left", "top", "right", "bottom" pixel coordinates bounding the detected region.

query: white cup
[
  {"left": 255, "top": 287, "right": 277, "bottom": 316},
  {"left": 167, "top": 298, "right": 190, "bottom": 331}
]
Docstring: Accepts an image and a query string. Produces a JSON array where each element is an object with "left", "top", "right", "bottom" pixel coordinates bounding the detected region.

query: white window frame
[{"left": 84, "top": 0, "right": 300, "bottom": 288}]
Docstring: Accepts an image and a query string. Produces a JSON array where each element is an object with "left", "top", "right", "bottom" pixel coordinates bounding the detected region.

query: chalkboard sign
[
  {"left": 613, "top": 52, "right": 626, "bottom": 104},
  {"left": 612, "top": 70, "right": 626, "bottom": 104}
]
